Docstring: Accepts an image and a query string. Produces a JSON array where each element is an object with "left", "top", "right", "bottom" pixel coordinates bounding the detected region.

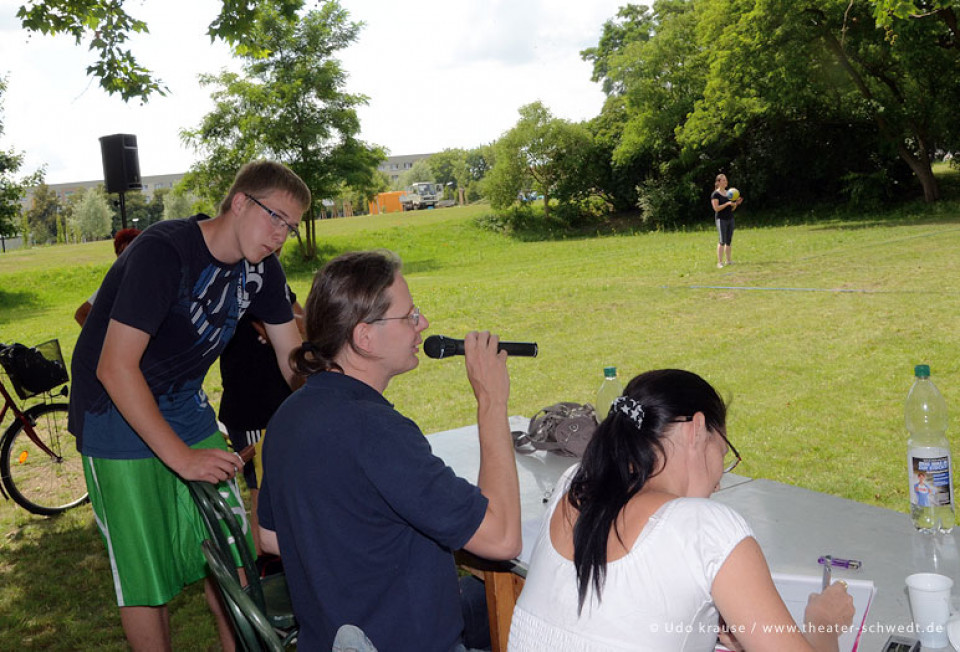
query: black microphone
[{"left": 423, "top": 334, "right": 538, "bottom": 359}]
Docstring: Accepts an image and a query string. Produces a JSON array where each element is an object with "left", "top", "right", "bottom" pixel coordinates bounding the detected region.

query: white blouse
[{"left": 509, "top": 466, "right": 754, "bottom": 651}]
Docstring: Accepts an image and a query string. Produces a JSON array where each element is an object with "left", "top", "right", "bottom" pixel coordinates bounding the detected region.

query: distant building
[
  {"left": 378, "top": 153, "right": 434, "bottom": 185},
  {"left": 21, "top": 153, "right": 435, "bottom": 211},
  {"left": 21, "top": 172, "right": 184, "bottom": 211}
]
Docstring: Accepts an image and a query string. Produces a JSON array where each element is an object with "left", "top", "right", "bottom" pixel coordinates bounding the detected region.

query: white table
[
  {"left": 429, "top": 419, "right": 960, "bottom": 651},
  {"left": 711, "top": 478, "right": 960, "bottom": 651}
]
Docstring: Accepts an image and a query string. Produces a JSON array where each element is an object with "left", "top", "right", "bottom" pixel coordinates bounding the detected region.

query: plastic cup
[{"left": 906, "top": 572, "right": 953, "bottom": 648}]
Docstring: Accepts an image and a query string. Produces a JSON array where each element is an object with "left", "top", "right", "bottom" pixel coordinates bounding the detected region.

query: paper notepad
[{"left": 717, "top": 573, "right": 876, "bottom": 652}]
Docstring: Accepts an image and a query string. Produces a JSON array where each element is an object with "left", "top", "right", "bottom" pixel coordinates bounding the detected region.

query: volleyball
[{"left": 727, "top": 188, "right": 740, "bottom": 201}]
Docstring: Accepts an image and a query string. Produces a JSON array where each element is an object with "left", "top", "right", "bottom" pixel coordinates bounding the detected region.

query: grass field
[{"left": 2, "top": 192, "right": 960, "bottom": 648}]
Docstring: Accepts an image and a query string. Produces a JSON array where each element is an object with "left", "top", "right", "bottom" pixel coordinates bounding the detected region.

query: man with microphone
[{"left": 257, "top": 250, "right": 522, "bottom": 651}]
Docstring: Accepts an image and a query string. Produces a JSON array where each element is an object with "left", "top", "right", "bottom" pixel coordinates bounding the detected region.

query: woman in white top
[{"left": 509, "top": 369, "right": 853, "bottom": 652}]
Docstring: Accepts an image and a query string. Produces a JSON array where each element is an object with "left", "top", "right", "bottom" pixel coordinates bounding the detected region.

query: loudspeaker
[{"left": 99, "top": 134, "right": 142, "bottom": 194}]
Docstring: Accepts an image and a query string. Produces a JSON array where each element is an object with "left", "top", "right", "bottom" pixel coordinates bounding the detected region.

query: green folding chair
[
  {"left": 188, "top": 480, "right": 298, "bottom": 636},
  {"left": 203, "top": 539, "right": 286, "bottom": 652}
]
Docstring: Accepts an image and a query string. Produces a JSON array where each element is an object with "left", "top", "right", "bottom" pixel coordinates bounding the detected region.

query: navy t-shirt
[
  {"left": 69, "top": 215, "right": 293, "bottom": 459},
  {"left": 218, "top": 288, "right": 296, "bottom": 430},
  {"left": 712, "top": 190, "right": 733, "bottom": 219},
  {"left": 258, "top": 372, "right": 488, "bottom": 651}
]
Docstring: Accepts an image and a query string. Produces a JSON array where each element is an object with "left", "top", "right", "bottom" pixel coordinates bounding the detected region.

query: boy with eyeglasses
[{"left": 69, "top": 160, "right": 309, "bottom": 650}]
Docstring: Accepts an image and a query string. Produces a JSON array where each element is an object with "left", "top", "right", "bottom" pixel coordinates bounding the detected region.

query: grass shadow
[
  {"left": 0, "top": 290, "right": 42, "bottom": 326},
  {"left": 0, "top": 509, "right": 217, "bottom": 650}
]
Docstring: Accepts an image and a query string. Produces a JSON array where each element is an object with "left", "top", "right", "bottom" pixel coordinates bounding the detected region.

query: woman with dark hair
[
  {"left": 509, "top": 369, "right": 853, "bottom": 651},
  {"left": 257, "top": 250, "right": 521, "bottom": 652}
]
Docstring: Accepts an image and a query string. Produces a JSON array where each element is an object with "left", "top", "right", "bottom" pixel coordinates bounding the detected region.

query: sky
[{"left": 0, "top": 0, "right": 628, "bottom": 186}]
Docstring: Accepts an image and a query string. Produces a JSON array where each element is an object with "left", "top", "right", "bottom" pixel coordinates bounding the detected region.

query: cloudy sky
[{"left": 1, "top": 0, "right": 627, "bottom": 185}]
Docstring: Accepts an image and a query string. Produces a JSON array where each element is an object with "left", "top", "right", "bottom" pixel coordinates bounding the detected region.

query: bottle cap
[
  {"left": 915, "top": 364, "right": 931, "bottom": 378},
  {"left": 603, "top": 366, "right": 617, "bottom": 377}
]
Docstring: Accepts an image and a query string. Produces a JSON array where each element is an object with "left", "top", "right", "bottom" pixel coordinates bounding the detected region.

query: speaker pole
[{"left": 118, "top": 191, "right": 128, "bottom": 229}]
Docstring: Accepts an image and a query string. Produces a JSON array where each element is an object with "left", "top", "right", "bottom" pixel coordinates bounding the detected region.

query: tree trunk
[
  {"left": 542, "top": 190, "right": 551, "bottom": 219},
  {"left": 302, "top": 205, "right": 318, "bottom": 259},
  {"left": 812, "top": 15, "right": 941, "bottom": 203},
  {"left": 898, "top": 143, "right": 940, "bottom": 202}
]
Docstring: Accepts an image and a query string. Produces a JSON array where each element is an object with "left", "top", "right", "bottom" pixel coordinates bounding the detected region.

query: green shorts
[{"left": 82, "top": 432, "right": 254, "bottom": 607}]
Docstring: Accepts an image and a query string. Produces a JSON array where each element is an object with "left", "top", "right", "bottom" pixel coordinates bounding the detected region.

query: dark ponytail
[{"left": 567, "top": 369, "right": 726, "bottom": 613}]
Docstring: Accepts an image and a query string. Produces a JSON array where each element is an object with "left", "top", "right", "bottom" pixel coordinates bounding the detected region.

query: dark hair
[
  {"left": 292, "top": 250, "right": 402, "bottom": 375},
  {"left": 567, "top": 368, "right": 727, "bottom": 613},
  {"left": 113, "top": 228, "right": 141, "bottom": 256},
  {"left": 219, "top": 160, "right": 312, "bottom": 216}
]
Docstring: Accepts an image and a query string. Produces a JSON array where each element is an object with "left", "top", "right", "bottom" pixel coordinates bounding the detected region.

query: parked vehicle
[{"left": 399, "top": 182, "right": 444, "bottom": 210}]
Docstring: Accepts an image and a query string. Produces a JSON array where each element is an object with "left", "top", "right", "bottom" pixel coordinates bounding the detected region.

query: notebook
[{"left": 716, "top": 572, "right": 876, "bottom": 652}]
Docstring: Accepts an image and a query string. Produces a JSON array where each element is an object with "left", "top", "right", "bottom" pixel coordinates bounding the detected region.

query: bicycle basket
[{"left": 0, "top": 339, "right": 70, "bottom": 400}]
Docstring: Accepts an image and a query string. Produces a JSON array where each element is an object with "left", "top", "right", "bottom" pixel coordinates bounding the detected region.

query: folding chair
[
  {"left": 203, "top": 539, "right": 286, "bottom": 652},
  {"left": 188, "top": 480, "right": 298, "bottom": 636}
]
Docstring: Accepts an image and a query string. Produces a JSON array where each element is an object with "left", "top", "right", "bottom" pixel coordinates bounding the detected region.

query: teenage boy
[{"left": 69, "top": 160, "right": 310, "bottom": 650}]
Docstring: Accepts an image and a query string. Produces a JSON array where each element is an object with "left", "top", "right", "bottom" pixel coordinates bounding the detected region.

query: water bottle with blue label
[{"left": 906, "top": 364, "right": 955, "bottom": 533}]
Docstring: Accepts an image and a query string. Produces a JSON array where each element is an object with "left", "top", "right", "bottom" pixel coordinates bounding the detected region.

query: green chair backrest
[
  {"left": 203, "top": 539, "right": 285, "bottom": 652},
  {"left": 188, "top": 481, "right": 266, "bottom": 610}
]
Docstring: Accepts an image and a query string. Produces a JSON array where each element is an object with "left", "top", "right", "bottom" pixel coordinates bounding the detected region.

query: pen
[
  {"left": 817, "top": 555, "right": 862, "bottom": 570},
  {"left": 821, "top": 555, "right": 832, "bottom": 590}
]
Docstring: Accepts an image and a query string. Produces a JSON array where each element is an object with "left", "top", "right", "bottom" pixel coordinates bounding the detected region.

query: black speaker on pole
[{"left": 99, "top": 134, "right": 142, "bottom": 194}]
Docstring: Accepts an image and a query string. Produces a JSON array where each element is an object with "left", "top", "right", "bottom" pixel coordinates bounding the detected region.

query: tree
[
  {"left": 16, "top": 0, "right": 303, "bottom": 102},
  {"left": 399, "top": 159, "right": 435, "bottom": 188},
  {"left": 69, "top": 187, "right": 112, "bottom": 241},
  {"left": 581, "top": 4, "right": 656, "bottom": 97},
  {"left": 0, "top": 76, "right": 42, "bottom": 251},
  {"left": 163, "top": 189, "right": 194, "bottom": 221},
  {"left": 873, "top": 0, "right": 960, "bottom": 46},
  {"left": 24, "top": 183, "right": 63, "bottom": 244},
  {"left": 181, "top": 2, "right": 385, "bottom": 258},
  {"left": 680, "top": 0, "right": 958, "bottom": 202},
  {"left": 486, "top": 102, "right": 593, "bottom": 219}
]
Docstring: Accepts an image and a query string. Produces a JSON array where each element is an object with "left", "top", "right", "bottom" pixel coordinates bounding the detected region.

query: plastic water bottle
[
  {"left": 595, "top": 366, "right": 623, "bottom": 424},
  {"left": 906, "top": 364, "right": 955, "bottom": 533}
]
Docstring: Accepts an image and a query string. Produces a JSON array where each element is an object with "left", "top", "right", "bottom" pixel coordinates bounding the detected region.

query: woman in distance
[
  {"left": 508, "top": 369, "right": 853, "bottom": 652},
  {"left": 712, "top": 173, "right": 742, "bottom": 268}
]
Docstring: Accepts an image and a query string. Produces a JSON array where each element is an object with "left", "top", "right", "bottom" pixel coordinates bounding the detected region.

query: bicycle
[{"left": 0, "top": 339, "right": 88, "bottom": 515}]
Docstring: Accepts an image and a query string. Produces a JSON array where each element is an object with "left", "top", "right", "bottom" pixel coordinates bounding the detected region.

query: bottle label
[{"left": 910, "top": 454, "right": 953, "bottom": 509}]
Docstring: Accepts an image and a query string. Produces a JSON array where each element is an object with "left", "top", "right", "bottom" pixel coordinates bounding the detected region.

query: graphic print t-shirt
[{"left": 69, "top": 215, "right": 293, "bottom": 459}]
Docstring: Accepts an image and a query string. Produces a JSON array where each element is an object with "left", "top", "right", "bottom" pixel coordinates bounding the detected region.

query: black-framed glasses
[
  {"left": 673, "top": 416, "right": 741, "bottom": 473},
  {"left": 370, "top": 305, "right": 421, "bottom": 327},
  {"left": 244, "top": 193, "right": 300, "bottom": 240}
]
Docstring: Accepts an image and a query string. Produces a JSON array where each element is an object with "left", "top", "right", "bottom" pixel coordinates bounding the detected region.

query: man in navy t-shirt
[
  {"left": 258, "top": 250, "right": 522, "bottom": 651},
  {"left": 70, "top": 160, "right": 310, "bottom": 650}
]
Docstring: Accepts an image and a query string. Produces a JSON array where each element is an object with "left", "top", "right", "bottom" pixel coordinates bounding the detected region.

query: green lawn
[{"left": 2, "top": 197, "right": 960, "bottom": 647}]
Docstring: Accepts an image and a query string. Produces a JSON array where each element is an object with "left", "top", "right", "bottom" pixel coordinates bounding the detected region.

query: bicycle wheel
[{"left": 0, "top": 402, "right": 88, "bottom": 515}]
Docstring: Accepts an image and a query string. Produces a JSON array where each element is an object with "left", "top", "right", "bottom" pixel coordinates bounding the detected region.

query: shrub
[{"left": 636, "top": 178, "right": 699, "bottom": 228}]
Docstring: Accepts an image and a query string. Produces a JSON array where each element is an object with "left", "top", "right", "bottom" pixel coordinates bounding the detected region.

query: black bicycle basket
[{"left": 0, "top": 339, "right": 70, "bottom": 400}]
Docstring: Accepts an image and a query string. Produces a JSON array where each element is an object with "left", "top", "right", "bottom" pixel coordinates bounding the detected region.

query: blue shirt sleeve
[{"left": 358, "top": 411, "right": 488, "bottom": 551}]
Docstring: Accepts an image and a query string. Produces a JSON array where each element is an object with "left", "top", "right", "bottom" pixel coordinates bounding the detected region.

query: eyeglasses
[
  {"left": 244, "top": 193, "right": 300, "bottom": 240},
  {"left": 673, "top": 416, "right": 741, "bottom": 473},
  {"left": 370, "top": 305, "right": 421, "bottom": 327}
]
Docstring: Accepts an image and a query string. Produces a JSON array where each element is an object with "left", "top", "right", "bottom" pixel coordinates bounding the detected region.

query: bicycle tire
[{"left": 0, "top": 402, "right": 88, "bottom": 515}]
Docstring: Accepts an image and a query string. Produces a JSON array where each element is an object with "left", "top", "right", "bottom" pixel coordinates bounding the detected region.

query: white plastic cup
[{"left": 906, "top": 572, "right": 954, "bottom": 648}]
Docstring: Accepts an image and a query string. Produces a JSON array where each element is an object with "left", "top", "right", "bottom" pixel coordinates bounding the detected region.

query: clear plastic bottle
[
  {"left": 595, "top": 366, "right": 623, "bottom": 424},
  {"left": 906, "top": 364, "right": 955, "bottom": 533}
]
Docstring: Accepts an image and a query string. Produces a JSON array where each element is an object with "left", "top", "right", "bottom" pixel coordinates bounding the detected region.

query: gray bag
[{"left": 513, "top": 402, "right": 598, "bottom": 458}]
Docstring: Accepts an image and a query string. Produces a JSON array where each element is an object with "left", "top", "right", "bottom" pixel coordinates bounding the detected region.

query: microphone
[{"left": 423, "top": 334, "right": 538, "bottom": 359}]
